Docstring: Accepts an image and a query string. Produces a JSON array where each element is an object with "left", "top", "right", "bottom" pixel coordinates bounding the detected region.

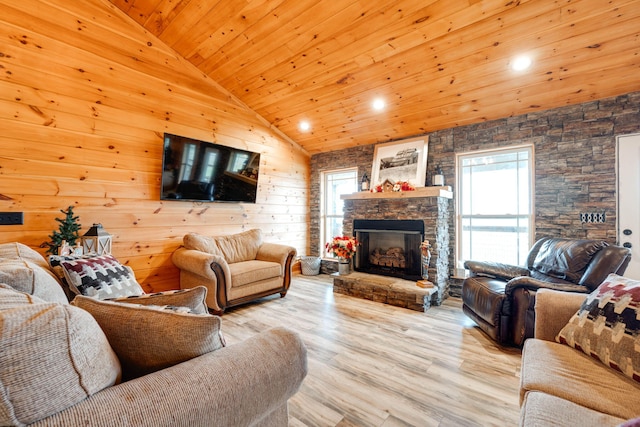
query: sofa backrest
[
  {"left": 526, "top": 237, "right": 608, "bottom": 285},
  {"left": 0, "top": 242, "right": 68, "bottom": 304},
  {"left": 183, "top": 229, "right": 263, "bottom": 264}
]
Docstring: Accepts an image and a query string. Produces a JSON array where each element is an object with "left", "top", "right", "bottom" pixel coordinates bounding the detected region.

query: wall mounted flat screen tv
[{"left": 161, "top": 133, "right": 260, "bottom": 203}]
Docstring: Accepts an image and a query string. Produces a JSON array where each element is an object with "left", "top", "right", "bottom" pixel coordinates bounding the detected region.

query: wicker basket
[{"left": 300, "top": 256, "right": 321, "bottom": 275}]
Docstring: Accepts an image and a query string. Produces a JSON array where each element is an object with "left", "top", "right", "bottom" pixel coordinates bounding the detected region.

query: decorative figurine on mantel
[{"left": 417, "top": 239, "right": 434, "bottom": 288}]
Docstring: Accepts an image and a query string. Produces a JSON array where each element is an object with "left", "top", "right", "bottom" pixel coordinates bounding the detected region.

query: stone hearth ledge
[{"left": 332, "top": 272, "right": 437, "bottom": 312}]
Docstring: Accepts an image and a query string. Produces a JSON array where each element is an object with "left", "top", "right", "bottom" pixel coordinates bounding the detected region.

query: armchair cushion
[
  {"left": 184, "top": 229, "right": 262, "bottom": 263},
  {"left": 72, "top": 295, "right": 225, "bottom": 380},
  {"left": 0, "top": 286, "right": 121, "bottom": 426},
  {"left": 229, "top": 260, "right": 282, "bottom": 287},
  {"left": 557, "top": 273, "right": 640, "bottom": 383}
]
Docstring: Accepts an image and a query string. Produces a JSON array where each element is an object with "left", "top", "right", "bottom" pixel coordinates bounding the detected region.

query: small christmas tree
[{"left": 44, "top": 206, "right": 82, "bottom": 255}]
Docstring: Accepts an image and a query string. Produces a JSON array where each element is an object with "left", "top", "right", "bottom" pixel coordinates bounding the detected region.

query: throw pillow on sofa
[
  {"left": 557, "top": 273, "right": 640, "bottom": 382},
  {"left": 72, "top": 296, "right": 225, "bottom": 380},
  {"left": 49, "top": 253, "right": 100, "bottom": 300},
  {"left": 107, "top": 286, "right": 209, "bottom": 314},
  {"left": 59, "top": 254, "right": 144, "bottom": 299},
  {"left": 0, "top": 286, "right": 121, "bottom": 426}
]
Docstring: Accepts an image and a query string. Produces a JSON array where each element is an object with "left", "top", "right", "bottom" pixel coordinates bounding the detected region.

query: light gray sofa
[
  {"left": 172, "top": 229, "right": 297, "bottom": 314},
  {"left": 519, "top": 288, "right": 640, "bottom": 426},
  {"left": 0, "top": 242, "right": 307, "bottom": 427}
]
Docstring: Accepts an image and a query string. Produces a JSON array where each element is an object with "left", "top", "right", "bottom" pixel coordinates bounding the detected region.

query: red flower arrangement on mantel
[
  {"left": 373, "top": 181, "right": 416, "bottom": 193},
  {"left": 325, "top": 236, "right": 359, "bottom": 260}
]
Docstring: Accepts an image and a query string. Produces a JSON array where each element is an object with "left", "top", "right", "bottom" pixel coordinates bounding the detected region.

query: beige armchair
[{"left": 172, "top": 229, "right": 297, "bottom": 314}]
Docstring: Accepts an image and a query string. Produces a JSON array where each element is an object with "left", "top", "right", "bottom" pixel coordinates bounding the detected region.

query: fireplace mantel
[{"left": 341, "top": 186, "right": 452, "bottom": 200}]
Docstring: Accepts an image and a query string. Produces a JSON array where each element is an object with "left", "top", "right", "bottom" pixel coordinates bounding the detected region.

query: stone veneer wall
[{"left": 311, "top": 91, "right": 640, "bottom": 294}]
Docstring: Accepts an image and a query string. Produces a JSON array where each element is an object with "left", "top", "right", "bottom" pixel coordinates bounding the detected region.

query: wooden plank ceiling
[{"left": 108, "top": 0, "right": 640, "bottom": 154}]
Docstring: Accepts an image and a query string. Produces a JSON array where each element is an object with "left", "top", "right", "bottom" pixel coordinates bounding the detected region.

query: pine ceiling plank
[
  {"left": 178, "top": 0, "right": 289, "bottom": 66},
  {"left": 141, "top": 0, "right": 195, "bottom": 36},
  {"left": 243, "top": 0, "right": 616, "bottom": 113},
  {"left": 235, "top": 0, "right": 544, "bottom": 110},
  {"left": 211, "top": 0, "right": 463, "bottom": 93},
  {"left": 150, "top": 0, "right": 225, "bottom": 47},
  {"left": 252, "top": 0, "right": 638, "bottom": 123},
  {"left": 296, "top": 50, "right": 640, "bottom": 152},
  {"left": 196, "top": 0, "right": 369, "bottom": 78},
  {"left": 103, "top": 0, "right": 640, "bottom": 152},
  {"left": 117, "top": 0, "right": 165, "bottom": 26}
]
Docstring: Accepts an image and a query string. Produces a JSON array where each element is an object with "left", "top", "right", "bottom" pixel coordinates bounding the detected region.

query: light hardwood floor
[{"left": 221, "top": 274, "right": 523, "bottom": 427}]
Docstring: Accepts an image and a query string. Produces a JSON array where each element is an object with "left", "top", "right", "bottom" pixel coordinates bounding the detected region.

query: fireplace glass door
[{"left": 353, "top": 219, "right": 423, "bottom": 280}]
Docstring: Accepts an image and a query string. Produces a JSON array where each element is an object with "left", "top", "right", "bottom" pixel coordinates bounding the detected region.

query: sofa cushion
[
  {"left": 531, "top": 238, "right": 607, "bottom": 283},
  {"left": 521, "top": 338, "right": 640, "bottom": 420},
  {"left": 557, "top": 273, "right": 640, "bottom": 383},
  {"left": 520, "top": 391, "right": 626, "bottom": 427},
  {"left": 0, "top": 243, "right": 68, "bottom": 304},
  {"left": 59, "top": 254, "right": 144, "bottom": 299},
  {"left": 0, "top": 286, "right": 121, "bottom": 426},
  {"left": 72, "top": 296, "right": 225, "bottom": 380},
  {"left": 107, "top": 286, "right": 209, "bottom": 314},
  {"left": 229, "top": 260, "right": 282, "bottom": 288}
]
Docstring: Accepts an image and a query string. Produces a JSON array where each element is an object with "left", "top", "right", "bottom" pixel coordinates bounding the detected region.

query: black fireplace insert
[{"left": 353, "top": 219, "right": 424, "bottom": 280}]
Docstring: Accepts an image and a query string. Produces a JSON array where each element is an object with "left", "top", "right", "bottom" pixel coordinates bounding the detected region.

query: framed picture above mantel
[{"left": 370, "top": 137, "right": 428, "bottom": 189}]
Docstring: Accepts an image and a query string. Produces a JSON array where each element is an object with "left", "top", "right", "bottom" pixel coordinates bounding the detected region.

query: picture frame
[{"left": 370, "top": 137, "right": 429, "bottom": 188}]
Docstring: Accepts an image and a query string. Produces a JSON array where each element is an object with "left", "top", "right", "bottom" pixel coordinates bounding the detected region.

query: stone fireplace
[
  {"left": 353, "top": 219, "right": 423, "bottom": 281},
  {"left": 342, "top": 187, "right": 452, "bottom": 306}
]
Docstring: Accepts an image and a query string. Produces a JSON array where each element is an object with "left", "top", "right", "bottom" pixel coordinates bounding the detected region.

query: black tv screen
[{"left": 161, "top": 133, "right": 260, "bottom": 203}]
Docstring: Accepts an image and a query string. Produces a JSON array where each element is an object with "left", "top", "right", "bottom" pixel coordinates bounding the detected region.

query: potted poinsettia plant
[
  {"left": 325, "top": 235, "right": 359, "bottom": 260},
  {"left": 326, "top": 235, "right": 359, "bottom": 275}
]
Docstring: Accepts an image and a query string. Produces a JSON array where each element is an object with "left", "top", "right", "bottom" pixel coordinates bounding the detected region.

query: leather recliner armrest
[
  {"left": 464, "top": 260, "right": 530, "bottom": 281},
  {"left": 504, "top": 276, "right": 590, "bottom": 297}
]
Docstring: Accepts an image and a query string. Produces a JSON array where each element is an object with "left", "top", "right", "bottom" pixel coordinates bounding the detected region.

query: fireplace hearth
[{"left": 353, "top": 219, "right": 424, "bottom": 281}]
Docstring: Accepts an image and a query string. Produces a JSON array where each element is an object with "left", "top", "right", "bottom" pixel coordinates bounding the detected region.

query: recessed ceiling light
[
  {"left": 511, "top": 55, "right": 532, "bottom": 71},
  {"left": 372, "top": 98, "right": 386, "bottom": 111},
  {"left": 299, "top": 121, "right": 311, "bottom": 132}
]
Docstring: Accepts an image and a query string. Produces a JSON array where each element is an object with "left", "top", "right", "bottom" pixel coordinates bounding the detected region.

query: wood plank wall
[{"left": 0, "top": 0, "right": 310, "bottom": 292}]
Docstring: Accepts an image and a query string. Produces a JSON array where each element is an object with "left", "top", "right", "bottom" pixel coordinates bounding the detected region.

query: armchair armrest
[
  {"left": 172, "top": 248, "right": 233, "bottom": 312},
  {"left": 464, "top": 260, "right": 530, "bottom": 281},
  {"left": 35, "top": 327, "right": 308, "bottom": 427},
  {"left": 256, "top": 242, "right": 297, "bottom": 266},
  {"left": 533, "top": 289, "right": 587, "bottom": 342},
  {"left": 257, "top": 243, "right": 296, "bottom": 293}
]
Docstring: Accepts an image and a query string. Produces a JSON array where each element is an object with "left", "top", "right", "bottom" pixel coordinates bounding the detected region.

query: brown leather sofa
[{"left": 461, "top": 237, "right": 631, "bottom": 347}]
